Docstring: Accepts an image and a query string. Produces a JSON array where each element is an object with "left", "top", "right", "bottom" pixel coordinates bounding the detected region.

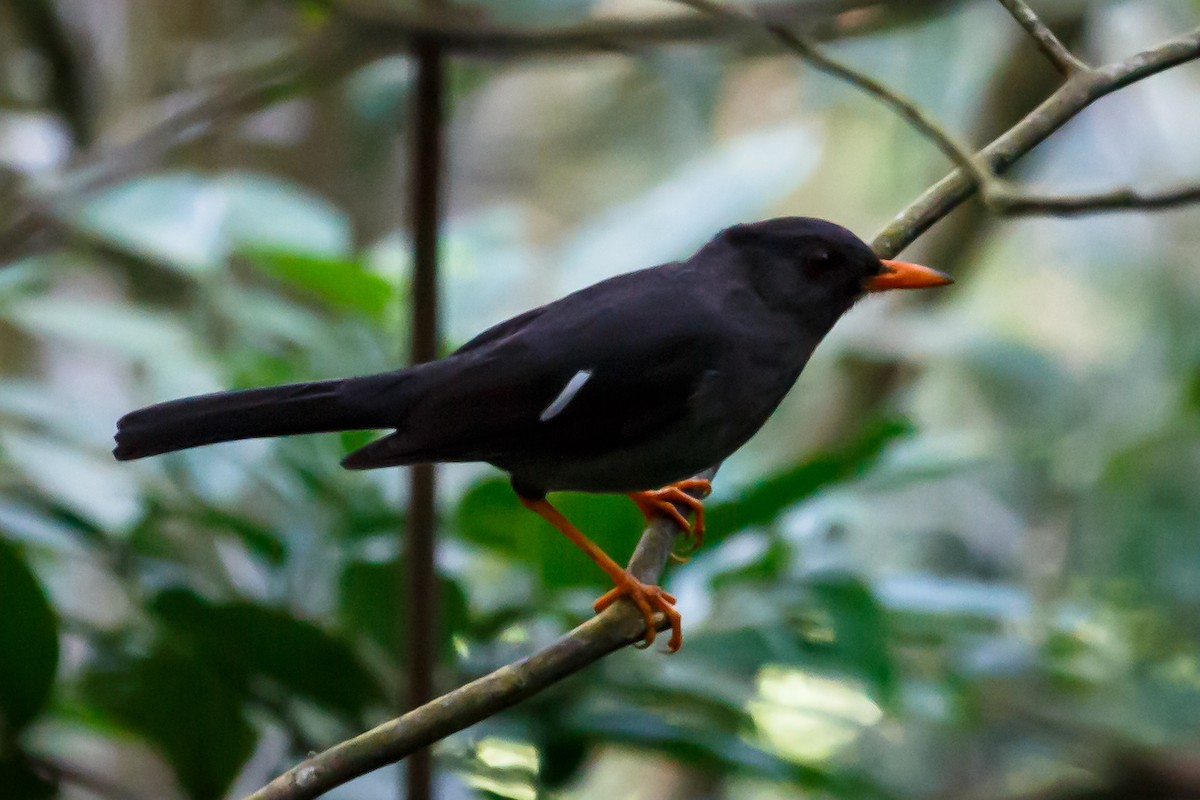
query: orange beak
[{"left": 867, "top": 259, "right": 954, "bottom": 292}]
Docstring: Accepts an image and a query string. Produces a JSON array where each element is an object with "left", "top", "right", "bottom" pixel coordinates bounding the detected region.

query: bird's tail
[{"left": 113, "top": 370, "right": 419, "bottom": 461}]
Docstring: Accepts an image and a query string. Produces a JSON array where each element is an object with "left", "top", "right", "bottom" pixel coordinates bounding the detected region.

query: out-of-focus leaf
[
  {"left": 339, "top": 559, "right": 468, "bottom": 660},
  {"left": 145, "top": 500, "right": 285, "bottom": 565},
  {"left": 0, "top": 539, "right": 59, "bottom": 735},
  {"left": 81, "top": 646, "right": 255, "bottom": 800},
  {"left": 220, "top": 173, "right": 351, "bottom": 258},
  {"left": 454, "top": 477, "right": 648, "bottom": 591},
  {"left": 0, "top": 751, "right": 55, "bottom": 799},
  {"left": 808, "top": 571, "right": 895, "bottom": 703},
  {"left": 569, "top": 703, "right": 840, "bottom": 789},
  {"left": 540, "top": 493, "right": 647, "bottom": 591},
  {"left": 0, "top": 497, "right": 95, "bottom": 553},
  {"left": 68, "top": 172, "right": 351, "bottom": 274},
  {"left": 3, "top": 296, "right": 192, "bottom": 362},
  {"left": 1083, "top": 432, "right": 1200, "bottom": 606},
  {"left": 958, "top": 338, "right": 1072, "bottom": 436},
  {"left": 454, "top": 478, "right": 541, "bottom": 559},
  {"left": 70, "top": 173, "right": 228, "bottom": 273},
  {"left": 709, "top": 535, "right": 792, "bottom": 592},
  {"left": 531, "top": 728, "right": 587, "bottom": 788},
  {"left": 1, "top": 430, "right": 141, "bottom": 531},
  {"left": 1, "top": 296, "right": 220, "bottom": 398},
  {"left": 151, "top": 588, "right": 382, "bottom": 720},
  {"left": 600, "top": 659, "right": 753, "bottom": 732},
  {"left": 556, "top": 123, "right": 823, "bottom": 294},
  {"left": 875, "top": 573, "right": 1031, "bottom": 633},
  {"left": 242, "top": 249, "right": 393, "bottom": 320},
  {"left": 681, "top": 628, "right": 806, "bottom": 675},
  {"left": 706, "top": 418, "right": 912, "bottom": 539}
]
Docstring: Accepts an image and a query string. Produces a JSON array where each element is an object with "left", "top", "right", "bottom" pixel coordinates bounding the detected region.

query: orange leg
[
  {"left": 518, "top": 495, "right": 683, "bottom": 652},
  {"left": 628, "top": 478, "right": 712, "bottom": 551}
]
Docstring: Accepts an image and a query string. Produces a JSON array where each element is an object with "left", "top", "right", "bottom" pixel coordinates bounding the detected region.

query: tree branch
[
  {"left": 994, "top": 0, "right": 1090, "bottom": 77},
  {"left": 872, "top": 25, "right": 1200, "bottom": 256},
  {"left": 244, "top": 470, "right": 713, "bottom": 800},
  {"left": 990, "top": 183, "right": 1200, "bottom": 216},
  {"left": 676, "top": 0, "right": 1200, "bottom": 238},
  {"left": 675, "top": 0, "right": 991, "bottom": 190}
]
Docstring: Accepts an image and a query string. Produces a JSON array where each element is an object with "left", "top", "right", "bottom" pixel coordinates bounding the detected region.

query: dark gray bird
[{"left": 114, "top": 217, "right": 951, "bottom": 650}]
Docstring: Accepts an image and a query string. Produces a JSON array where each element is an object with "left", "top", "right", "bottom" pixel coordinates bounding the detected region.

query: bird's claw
[
  {"left": 629, "top": 478, "right": 711, "bottom": 552},
  {"left": 593, "top": 573, "right": 682, "bottom": 652}
]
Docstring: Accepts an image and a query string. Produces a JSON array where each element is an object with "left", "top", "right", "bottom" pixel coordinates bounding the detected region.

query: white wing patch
[{"left": 539, "top": 369, "right": 592, "bottom": 422}]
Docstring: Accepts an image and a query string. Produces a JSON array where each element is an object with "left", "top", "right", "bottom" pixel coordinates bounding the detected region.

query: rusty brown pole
[{"left": 403, "top": 23, "right": 445, "bottom": 800}]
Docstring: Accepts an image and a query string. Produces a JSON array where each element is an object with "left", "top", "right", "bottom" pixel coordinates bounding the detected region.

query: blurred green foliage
[{"left": 1, "top": 1, "right": 1199, "bottom": 799}]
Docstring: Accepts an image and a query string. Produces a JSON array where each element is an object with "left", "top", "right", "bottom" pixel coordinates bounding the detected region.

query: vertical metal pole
[{"left": 404, "top": 29, "right": 444, "bottom": 800}]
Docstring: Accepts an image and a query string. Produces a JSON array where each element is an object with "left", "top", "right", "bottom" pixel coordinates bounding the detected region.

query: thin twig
[
  {"left": 872, "top": 26, "right": 1200, "bottom": 257},
  {"left": 244, "top": 471, "right": 713, "bottom": 800},
  {"left": 680, "top": 0, "right": 1200, "bottom": 231},
  {"left": 992, "top": 183, "right": 1200, "bottom": 216},
  {"left": 994, "top": 0, "right": 1091, "bottom": 77},
  {"left": 675, "top": 0, "right": 993, "bottom": 191}
]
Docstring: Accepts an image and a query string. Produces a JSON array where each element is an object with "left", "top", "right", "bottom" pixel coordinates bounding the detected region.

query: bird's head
[{"left": 711, "top": 217, "right": 952, "bottom": 327}]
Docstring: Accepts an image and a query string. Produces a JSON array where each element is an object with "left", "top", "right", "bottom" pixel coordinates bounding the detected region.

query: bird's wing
[
  {"left": 452, "top": 305, "right": 549, "bottom": 355},
  {"left": 343, "top": 269, "right": 727, "bottom": 468}
]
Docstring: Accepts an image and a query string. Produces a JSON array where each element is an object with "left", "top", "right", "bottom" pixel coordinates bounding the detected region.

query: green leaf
[
  {"left": 243, "top": 248, "right": 393, "bottom": 320},
  {"left": 541, "top": 493, "right": 647, "bottom": 590},
  {"left": 705, "top": 417, "right": 912, "bottom": 540},
  {"left": 454, "top": 477, "right": 647, "bottom": 591},
  {"left": 454, "top": 478, "right": 541, "bottom": 560},
  {"left": 679, "top": 627, "right": 807, "bottom": 675},
  {"left": 339, "top": 559, "right": 468, "bottom": 660},
  {"left": 808, "top": 572, "right": 895, "bottom": 703},
  {"left": 0, "top": 539, "right": 59, "bottom": 736},
  {"left": 151, "top": 589, "right": 382, "bottom": 720},
  {"left": 569, "top": 703, "right": 837, "bottom": 788},
  {"left": 81, "top": 646, "right": 255, "bottom": 800},
  {"left": 1, "top": 430, "right": 142, "bottom": 531},
  {"left": 149, "top": 501, "right": 286, "bottom": 565}
]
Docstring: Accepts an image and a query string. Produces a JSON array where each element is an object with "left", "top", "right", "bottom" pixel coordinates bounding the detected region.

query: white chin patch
[{"left": 539, "top": 369, "right": 593, "bottom": 422}]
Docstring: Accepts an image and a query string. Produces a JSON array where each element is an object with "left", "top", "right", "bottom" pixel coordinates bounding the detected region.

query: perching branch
[
  {"left": 994, "top": 0, "right": 1090, "bottom": 77},
  {"left": 244, "top": 471, "right": 712, "bottom": 800}
]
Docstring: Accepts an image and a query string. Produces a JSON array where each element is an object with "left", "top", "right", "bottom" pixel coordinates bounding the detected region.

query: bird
[{"left": 113, "top": 217, "right": 952, "bottom": 652}]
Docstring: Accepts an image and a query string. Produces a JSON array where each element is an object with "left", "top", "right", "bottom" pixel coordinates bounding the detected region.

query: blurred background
[{"left": 2, "top": 0, "right": 1200, "bottom": 798}]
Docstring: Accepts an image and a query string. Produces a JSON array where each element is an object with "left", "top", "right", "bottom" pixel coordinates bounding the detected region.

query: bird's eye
[{"left": 804, "top": 249, "right": 835, "bottom": 280}]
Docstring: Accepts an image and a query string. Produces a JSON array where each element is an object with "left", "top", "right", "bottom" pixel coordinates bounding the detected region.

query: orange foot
[
  {"left": 628, "top": 478, "right": 712, "bottom": 551},
  {"left": 593, "top": 572, "right": 682, "bottom": 652}
]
